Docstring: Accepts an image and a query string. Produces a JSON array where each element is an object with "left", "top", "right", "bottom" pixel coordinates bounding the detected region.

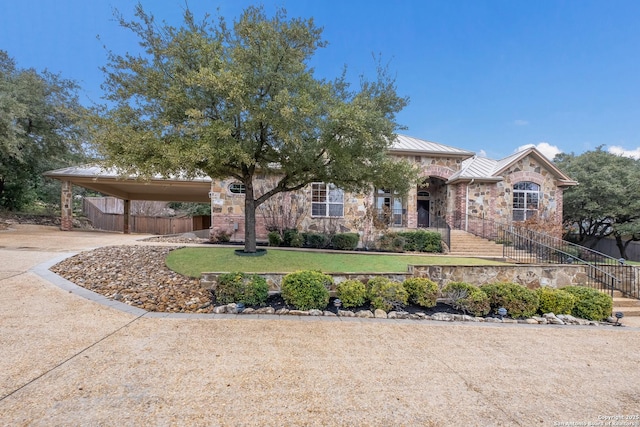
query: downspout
[{"left": 465, "top": 179, "right": 475, "bottom": 232}]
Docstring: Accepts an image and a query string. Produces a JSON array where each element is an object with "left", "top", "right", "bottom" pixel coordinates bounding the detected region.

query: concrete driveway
[{"left": 1, "top": 225, "right": 639, "bottom": 426}]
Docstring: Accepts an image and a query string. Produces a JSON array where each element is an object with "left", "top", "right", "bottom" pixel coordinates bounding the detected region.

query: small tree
[{"left": 90, "top": 5, "right": 418, "bottom": 252}]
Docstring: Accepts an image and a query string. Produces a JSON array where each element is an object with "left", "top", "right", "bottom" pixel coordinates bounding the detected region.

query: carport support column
[
  {"left": 123, "top": 199, "right": 130, "bottom": 234},
  {"left": 60, "top": 180, "right": 73, "bottom": 231}
]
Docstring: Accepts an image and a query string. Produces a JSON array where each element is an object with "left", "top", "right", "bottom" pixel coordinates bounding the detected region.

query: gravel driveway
[{"left": 1, "top": 224, "right": 639, "bottom": 426}]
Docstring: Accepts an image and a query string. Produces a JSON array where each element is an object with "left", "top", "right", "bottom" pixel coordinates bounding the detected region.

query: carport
[{"left": 44, "top": 164, "right": 212, "bottom": 233}]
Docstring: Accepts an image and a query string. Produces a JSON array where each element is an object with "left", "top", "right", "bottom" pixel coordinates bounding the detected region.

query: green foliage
[
  {"left": 481, "top": 282, "right": 540, "bottom": 318},
  {"left": 536, "top": 287, "right": 576, "bottom": 315},
  {"left": 377, "top": 232, "right": 406, "bottom": 252},
  {"left": 215, "top": 272, "right": 269, "bottom": 306},
  {"left": 367, "top": 277, "right": 408, "bottom": 311},
  {"left": 397, "top": 231, "right": 442, "bottom": 252},
  {"left": 283, "top": 229, "right": 303, "bottom": 248},
  {"left": 0, "top": 50, "right": 88, "bottom": 210},
  {"left": 331, "top": 233, "right": 360, "bottom": 250},
  {"left": 281, "top": 270, "right": 332, "bottom": 310},
  {"left": 402, "top": 277, "right": 438, "bottom": 308},
  {"left": 91, "top": 4, "right": 418, "bottom": 253},
  {"left": 303, "top": 232, "right": 332, "bottom": 249},
  {"left": 555, "top": 148, "right": 640, "bottom": 259},
  {"left": 377, "top": 231, "right": 442, "bottom": 252},
  {"left": 562, "top": 286, "right": 613, "bottom": 321},
  {"left": 268, "top": 231, "right": 283, "bottom": 247},
  {"left": 335, "top": 279, "right": 367, "bottom": 308},
  {"left": 168, "top": 202, "right": 211, "bottom": 216},
  {"left": 441, "top": 282, "right": 490, "bottom": 316}
]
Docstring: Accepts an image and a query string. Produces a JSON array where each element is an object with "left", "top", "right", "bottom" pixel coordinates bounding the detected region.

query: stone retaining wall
[{"left": 201, "top": 264, "right": 590, "bottom": 293}]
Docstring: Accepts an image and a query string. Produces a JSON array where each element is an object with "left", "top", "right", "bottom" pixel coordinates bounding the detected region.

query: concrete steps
[
  {"left": 448, "top": 230, "right": 504, "bottom": 257},
  {"left": 613, "top": 291, "right": 640, "bottom": 317}
]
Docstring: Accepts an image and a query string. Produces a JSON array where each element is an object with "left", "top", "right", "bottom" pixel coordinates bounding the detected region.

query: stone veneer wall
[{"left": 201, "top": 264, "right": 590, "bottom": 293}]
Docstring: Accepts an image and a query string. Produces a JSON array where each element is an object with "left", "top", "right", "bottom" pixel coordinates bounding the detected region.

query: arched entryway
[{"left": 416, "top": 177, "right": 447, "bottom": 228}]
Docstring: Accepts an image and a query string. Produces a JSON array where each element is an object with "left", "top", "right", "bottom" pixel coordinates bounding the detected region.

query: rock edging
[{"left": 212, "top": 303, "right": 618, "bottom": 326}]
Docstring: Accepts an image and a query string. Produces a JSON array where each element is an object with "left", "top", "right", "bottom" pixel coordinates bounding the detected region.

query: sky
[{"left": 2, "top": 0, "right": 640, "bottom": 161}]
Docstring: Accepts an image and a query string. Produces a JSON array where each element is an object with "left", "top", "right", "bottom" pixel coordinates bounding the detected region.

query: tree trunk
[
  {"left": 614, "top": 234, "right": 627, "bottom": 260},
  {"left": 244, "top": 180, "right": 258, "bottom": 253}
]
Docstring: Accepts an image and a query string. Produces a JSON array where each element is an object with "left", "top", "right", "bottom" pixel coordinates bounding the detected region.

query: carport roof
[{"left": 44, "top": 164, "right": 213, "bottom": 203}]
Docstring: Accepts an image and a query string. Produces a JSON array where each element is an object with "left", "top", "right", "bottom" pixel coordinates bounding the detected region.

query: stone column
[
  {"left": 60, "top": 180, "right": 73, "bottom": 231},
  {"left": 123, "top": 199, "right": 130, "bottom": 234}
]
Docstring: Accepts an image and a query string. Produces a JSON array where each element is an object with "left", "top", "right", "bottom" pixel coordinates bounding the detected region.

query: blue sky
[{"left": 2, "top": 0, "right": 640, "bottom": 160}]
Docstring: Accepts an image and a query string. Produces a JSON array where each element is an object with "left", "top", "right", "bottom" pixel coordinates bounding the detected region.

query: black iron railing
[
  {"left": 430, "top": 215, "right": 450, "bottom": 251},
  {"left": 452, "top": 213, "right": 639, "bottom": 298}
]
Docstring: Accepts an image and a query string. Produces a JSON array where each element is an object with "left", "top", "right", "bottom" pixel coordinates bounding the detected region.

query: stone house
[{"left": 207, "top": 134, "right": 577, "bottom": 242}]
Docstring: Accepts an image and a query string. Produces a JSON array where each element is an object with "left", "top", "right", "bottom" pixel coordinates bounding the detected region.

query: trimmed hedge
[
  {"left": 481, "top": 282, "right": 540, "bottom": 318},
  {"left": 281, "top": 270, "right": 332, "bottom": 311},
  {"left": 441, "top": 281, "right": 490, "bottom": 317},
  {"left": 402, "top": 277, "right": 439, "bottom": 308},
  {"left": 377, "top": 230, "right": 442, "bottom": 252},
  {"left": 367, "top": 277, "right": 408, "bottom": 311},
  {"left": 214, "top": 272, "right": 269, "bottom": 306},
  {"left": 536, "top": 287, "right": 576, "bottom": 315},
  {"left": 562, "top": 286, "right": 613, "bottom": 321},
  {"left": 302, "top": 232, "right": 332, "bottom": 249},
  {"left": 331, "top": 233, "right": 360, "bottom": 250},
  {"left": 335, "top": 279, "right": 367, "bottom": 308}
]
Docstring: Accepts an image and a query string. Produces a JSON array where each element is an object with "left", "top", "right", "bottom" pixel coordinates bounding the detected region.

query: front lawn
[{"left": 166, "top": 247, "right": 507, "bottom": 277}]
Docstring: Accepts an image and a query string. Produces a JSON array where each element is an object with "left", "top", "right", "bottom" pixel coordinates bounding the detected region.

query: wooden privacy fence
[{"left": 83, "top": 197, "right": 210, "bottom": 235}]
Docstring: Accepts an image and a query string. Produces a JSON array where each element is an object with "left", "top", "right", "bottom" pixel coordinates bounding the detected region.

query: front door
[{"left": 417, "top": 200, "right": 429, "bottom": 227}]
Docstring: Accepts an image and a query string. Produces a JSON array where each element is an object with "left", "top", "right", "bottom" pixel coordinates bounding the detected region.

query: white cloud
[
  {"left": 608, "top": 145, "right": 640, "bottom": 159},
  {"left": 513, "top": 119, "right": 529, "bottom": 126},
  {"left": 515, "top": 142, "right": 562, "bottom": 160},
  {"left": 478, "top": 149, "right": 487, "bottom": 157}
]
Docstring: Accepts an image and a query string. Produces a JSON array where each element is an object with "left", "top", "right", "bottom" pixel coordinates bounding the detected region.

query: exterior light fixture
[
  {"left": 497, "top": 307, "right": 507, "bottom": 320},
  {"left": 333, "top": 298, "right": 342, "bottom": 313},
  {"left": 615, "top": 311, "right": 624, "bottom": 326},
  {"left": 236, "top": 302, "right": 245, "bottom": 313}
]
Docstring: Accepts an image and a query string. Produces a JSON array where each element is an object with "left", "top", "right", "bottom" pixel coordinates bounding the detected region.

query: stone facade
[{"left": 209, "top": 147, "right": 574, "bottom": 243}]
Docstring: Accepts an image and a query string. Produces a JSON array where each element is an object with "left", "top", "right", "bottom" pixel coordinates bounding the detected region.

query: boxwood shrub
[
  {"left": 281, "top": 270, "right": 332, "bottom": 311},
  {"left": 397, "top": 230, "right": 442, "bottom": 252},
  {"left": 481, "top": 282, "right": 540, "bottom": 318},
  {"left": 367, "top": 277, "right": 408, "bottom": 311},
  {"left": 335, "top": 279, "right": 367, "bottom": 308},
  {"left": 561, "top": 286, "right": 613, "bottom": 321},
  {"left": 331, "top": 233, "right": 360, "bottom": 250},
  {"left": 215, "top": 272, "right": 269, "bottom": 306},
  {"left": 402, "top": 277, "right": 439, "bottom": 308},
  {"left": 302, "top": 232, "right": 332, "bottom": 249},
  {"left": 536, "top": 287, "right": 576, "bottom": 315},
  {"left": 441, "top": 281, "right": 490, "bottom": 317}
]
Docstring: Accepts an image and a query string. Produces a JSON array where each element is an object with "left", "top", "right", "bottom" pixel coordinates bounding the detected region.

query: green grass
[{"left": 166, "top": 247, "right": 507, "bottom": 277}]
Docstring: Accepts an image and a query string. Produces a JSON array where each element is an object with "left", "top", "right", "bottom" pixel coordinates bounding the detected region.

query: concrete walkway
[{"left": 1, "top": 225, "right": 639, "bottom": 426}]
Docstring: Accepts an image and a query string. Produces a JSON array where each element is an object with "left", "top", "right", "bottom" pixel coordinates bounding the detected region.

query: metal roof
[
  {"left": 390, "top": 134, "right": 475, "bottom": 157},
  {"left": 44, "top": 164, "right": 213, "bottom": 202}
]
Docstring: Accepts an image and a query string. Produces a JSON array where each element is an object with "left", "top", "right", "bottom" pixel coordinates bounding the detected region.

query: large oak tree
[
  {"left": 556, "top": 147, "right": 640, "bottom": 259},
  {"left": 91, "top": 4, "right": 417, "bottom": 252}
]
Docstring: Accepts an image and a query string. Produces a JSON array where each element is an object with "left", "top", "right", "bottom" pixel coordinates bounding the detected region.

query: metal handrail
[{"left": 452, "top": 213, "right": 638, "bottom": 298}]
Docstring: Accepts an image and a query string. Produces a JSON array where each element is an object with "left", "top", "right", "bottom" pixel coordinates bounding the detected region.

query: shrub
[
  {"left": 481, "top": 282, "right": 540, "bottom": 318},
  {"left": 283, "top": 229, "right": 303, "bottom": 248},
  {"left": 441, "top": 281, "right": 490, "bottom": 316},
  {"left": 367, "top": 277, "right": 408, "bottom": 311},
  {"left": 268, "top": 231, "right": 283, "bottom": 247},
  {"left": 377, "top": 232, "right": 406, "bottom": 252},
  {"left": 335, "top": 279, "right": 367, "bottom": 308},
  {"left": 402, "top": 277, "right": 439, "bottom": 308},
  {"left": 303, "top": 232, "right": 331, "bottom": 249},
  {"left": 562, "top": 286, "right": 613, "bottom": 321},
  {"left": 536, "top": 287, "right": 576, "bottom": 315},
  {"left": 215, "top": 272, "right": 269, "bottom": 306},
  {"left": 210, "top": 229, "right": 231, "bottom": 243},
  {"left": 281, "top": 270, "right": 332, "bottom": 311},
  {"left": 331, "top": 233, "right": 360, "bottom": 250},
  {"left": 397, "top": 231, "right": 442, "bottom": 252}
]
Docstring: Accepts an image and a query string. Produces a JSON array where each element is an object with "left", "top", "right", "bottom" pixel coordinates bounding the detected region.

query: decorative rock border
[{"left": 212, "top": 303, "right": 618, "bottom": 326}]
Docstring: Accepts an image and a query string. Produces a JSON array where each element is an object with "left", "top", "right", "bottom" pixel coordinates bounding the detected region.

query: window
[
  {"left": 375, "top": 188, "right": 404, "bottom": 226},
  {"left": 311, "top": 183, "right": 344, "bottom": 217},
  {"left": 513, "top": 182, "right": 540, "bottom": 221},
  {"left": 229, "top": 182, "right": 246, "bottom": 194}
]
